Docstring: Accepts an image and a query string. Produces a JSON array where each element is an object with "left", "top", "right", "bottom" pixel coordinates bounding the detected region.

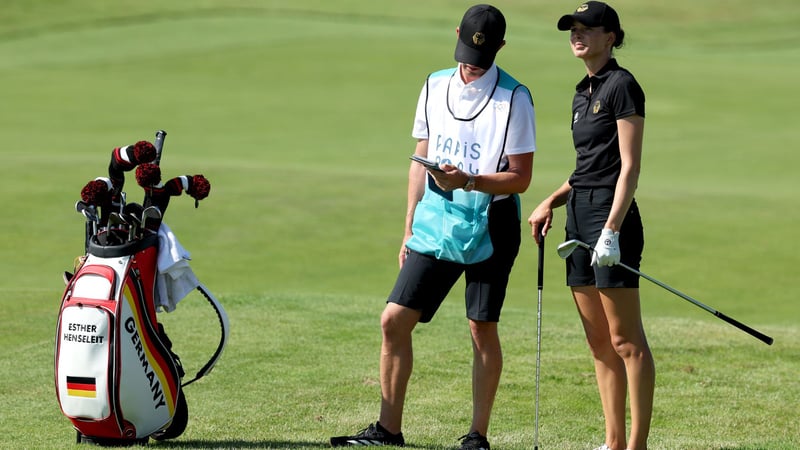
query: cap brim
[
  {"left": 454, "top": 40, "right": 495, "bottom": 70},
  {"left": 557, "top": 14, "right": 575, "bottom": 30}
]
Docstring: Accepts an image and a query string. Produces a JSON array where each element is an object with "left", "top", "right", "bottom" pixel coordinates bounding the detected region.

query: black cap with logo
[
  {"left": 557, "top": 1, "right": 620, "bottom": 32},
  {"left": 454, "top": 4, "right": 506, "bottom": 70}
]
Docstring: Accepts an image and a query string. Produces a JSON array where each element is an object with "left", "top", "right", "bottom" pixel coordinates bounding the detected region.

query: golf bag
[{"left": 55, "top": 130, "right": 229, "bottom": 445}]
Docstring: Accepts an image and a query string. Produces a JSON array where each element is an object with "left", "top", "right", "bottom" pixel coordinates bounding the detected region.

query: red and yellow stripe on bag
[
  {"left": 123, "top": 283, "right": 178, "bottom": 416},
  {"left": 66, "top": 376, "right": 97, "bottom": 398}
]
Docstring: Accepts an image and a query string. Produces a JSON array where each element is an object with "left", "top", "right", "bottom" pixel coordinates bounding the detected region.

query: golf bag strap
[{"left": 182, "top": 283, "right": 230, "bottom": 387}]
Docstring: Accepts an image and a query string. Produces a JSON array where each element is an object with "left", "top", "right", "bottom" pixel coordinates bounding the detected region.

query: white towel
[{"left": 155, "top": 222, "right": 200, "bottom": 312}]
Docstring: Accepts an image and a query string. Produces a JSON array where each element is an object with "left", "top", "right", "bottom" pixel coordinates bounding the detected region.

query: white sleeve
[
  {"left": 504, "top": 86, "right": 536, "bottom": 155},
  {"left": 411, "top": 81, "right": 429, "bottom": 140}
]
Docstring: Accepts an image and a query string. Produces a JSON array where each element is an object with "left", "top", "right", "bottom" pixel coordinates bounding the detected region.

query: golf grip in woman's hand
[
  {"left": 537, "top": 224, "right": 544, "bottom": 289},
  {"left": 537, "top": 225, "right": 545, "bottom": 289}
]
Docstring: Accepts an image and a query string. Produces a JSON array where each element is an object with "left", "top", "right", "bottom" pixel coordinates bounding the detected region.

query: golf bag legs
[
  {"left": 74, "top": 390, "right": 187, "bottom": 446},
  {"left": 151, "top": 390, "right": 188, "bottom": 441}
]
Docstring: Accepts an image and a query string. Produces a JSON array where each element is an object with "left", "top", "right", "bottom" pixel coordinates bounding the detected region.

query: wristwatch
[{"left": 463, "top": 175, "right": 476, "bottom": 192}]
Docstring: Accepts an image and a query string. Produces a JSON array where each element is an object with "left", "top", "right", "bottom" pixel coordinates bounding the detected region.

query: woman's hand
[{"left": 527, "top": 202, "right": 553, "bottom": 246}]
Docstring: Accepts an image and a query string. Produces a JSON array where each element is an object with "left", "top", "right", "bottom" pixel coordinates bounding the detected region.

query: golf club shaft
[
  {"left": 571, "top": 240, "right": 773, "bottom": 345},
  {"left": 534, "top": 226, "right": 544, "bottom": 450},
  {"left": 145, "top": 130, "right": 167, "bottom": 212},
  {"left": 619, "top": 261, "right": 773, "bottom": 345}
]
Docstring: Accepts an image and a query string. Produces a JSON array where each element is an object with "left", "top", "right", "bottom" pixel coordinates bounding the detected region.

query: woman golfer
[{"left": 527, "top": 2, "right": 654, "bottom": 450}]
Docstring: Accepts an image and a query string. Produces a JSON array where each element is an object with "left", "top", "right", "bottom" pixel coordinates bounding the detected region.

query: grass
[{"left": 1, "top": 0, "right": 798, "bottom": 448}]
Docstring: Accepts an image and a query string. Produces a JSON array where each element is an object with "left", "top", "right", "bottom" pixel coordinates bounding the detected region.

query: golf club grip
[
  {"left": 537, "top": 225, "right": 545, "bottom": 289},
  {"left": 153, "top": 130, "right": 167, "bottom": 166},
  {"left": 714, "top": 311, "right": 773, "bottom": 345}
]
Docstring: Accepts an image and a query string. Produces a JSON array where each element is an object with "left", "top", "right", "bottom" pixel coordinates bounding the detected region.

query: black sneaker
[
  {"left": 330, "top": 422, "right": 405, "bottom": 447},
  {"left": 458, "top": 431, "right": 490, "bottom": 450}
]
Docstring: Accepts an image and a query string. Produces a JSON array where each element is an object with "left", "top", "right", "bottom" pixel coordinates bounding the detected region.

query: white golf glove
[{"left": 591, "top": 228, "right": 620, "bottom": 267}]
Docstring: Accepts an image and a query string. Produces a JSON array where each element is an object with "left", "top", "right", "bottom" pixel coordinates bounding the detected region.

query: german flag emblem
[{"left": 66, "top": 376, "right": 96, "bottom": 398}]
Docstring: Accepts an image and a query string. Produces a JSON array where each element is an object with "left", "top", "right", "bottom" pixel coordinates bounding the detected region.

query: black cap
[
  {"left": 454, "top": 4, "right": 506, "bottom": 70},
  {"left": 557, "top": 1, "right": 620, "bottom": 32}
]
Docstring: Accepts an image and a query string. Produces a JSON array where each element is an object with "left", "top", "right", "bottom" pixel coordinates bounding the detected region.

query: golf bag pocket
[
  {"left": 56, "top": 304, "right": 112, "bottom": 420},
  {"left": 55, "top": 246, "right": 183, "bottom": 441}
]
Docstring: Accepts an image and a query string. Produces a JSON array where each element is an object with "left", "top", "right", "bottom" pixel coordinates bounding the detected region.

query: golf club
[
  {"left": 534, "top": 226, "right": 544, "bottom": 450},
  {"left": 125, "top": 212, "right": 141, "bottom": 242},
  {"left": 75, "top": 200, "right": 96, "bottom": 219},
  {"left": 108, "top": 212, "right": 129, "bottom": 245},
  {"left": 75, "top": 201, "right": 99, "bottom": 225},
  {"left": 153, "top": 130, "right": 167, "bottom": 166},
  {"left": 124, "top": 213, "right": 138, "bottom": 242},
  {"left": 556, "top": 239, "right": 773, "bottom": 345},
  {"left": 141, "top": 205, "right": 162, "bottom": 235},
  {"left": 76, "top": 200, "right": 99, "bottom": 249}
]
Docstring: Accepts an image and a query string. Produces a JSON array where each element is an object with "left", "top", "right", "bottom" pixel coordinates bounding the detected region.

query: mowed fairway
[{"left": 1, "top": 1, "right": 798, "bottom": 449}]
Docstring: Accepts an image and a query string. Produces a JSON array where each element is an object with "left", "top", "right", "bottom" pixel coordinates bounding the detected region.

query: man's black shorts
[
  {"left": 388, "top": 196, "right": 521, "bottom": 323},
  {"left": 564, "top": 187, "right": 643, "bottom": 288}
]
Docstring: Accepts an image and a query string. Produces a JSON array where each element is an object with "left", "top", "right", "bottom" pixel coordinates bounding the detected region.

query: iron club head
[
  {"left": 141, "top": 206, "right": 162, "bottom": 235},
  {"left": 75, "top": 200, "right": 99, "bottom": 223},
  {"left": 556, "top": 239, "right": 592, "bottom": 259}
]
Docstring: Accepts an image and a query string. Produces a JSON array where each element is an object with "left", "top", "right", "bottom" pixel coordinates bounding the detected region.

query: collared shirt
[
  {"left": 568, "top": 58, "right": 645, "bottom": 188},
  {"left": 413, "top": 64, "right": 536, "bottom": 157},
  {"left": 447, "top": 64, "right": 499, "bottom": 120}
]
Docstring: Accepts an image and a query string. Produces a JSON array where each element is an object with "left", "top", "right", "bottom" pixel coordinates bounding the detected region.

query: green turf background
[{"left": 1, "top": 1, "right": 798, "bottom": 449}]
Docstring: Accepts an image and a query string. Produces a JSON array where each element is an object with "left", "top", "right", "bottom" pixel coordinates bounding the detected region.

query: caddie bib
[{"left": 405, "top": 67, "right": 522, "bottom": 264}]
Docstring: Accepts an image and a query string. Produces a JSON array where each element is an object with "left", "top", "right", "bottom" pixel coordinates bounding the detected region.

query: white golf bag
[{"left": 54, "top": 130, "right": 229, "bottom": 445}]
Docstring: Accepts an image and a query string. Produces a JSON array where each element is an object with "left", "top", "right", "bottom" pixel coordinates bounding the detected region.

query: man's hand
[
  {"left": 429, "top": 163, "right": 470, "bottom": 191},
  {"left": 591, "top": 228, "right": 620, "bottom": 267}
]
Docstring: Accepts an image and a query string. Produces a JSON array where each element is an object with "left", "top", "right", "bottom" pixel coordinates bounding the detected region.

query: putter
[
  {"left": 534, "top": 227, "right": 545, "bottom": 450},
  {"left": 556, "top": 239, "right": 774, "bottom": 345}
]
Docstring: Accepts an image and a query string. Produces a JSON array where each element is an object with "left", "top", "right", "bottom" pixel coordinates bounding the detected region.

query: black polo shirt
[{"left": 568, "top": 59, "right": 645, "bottom": 188}]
